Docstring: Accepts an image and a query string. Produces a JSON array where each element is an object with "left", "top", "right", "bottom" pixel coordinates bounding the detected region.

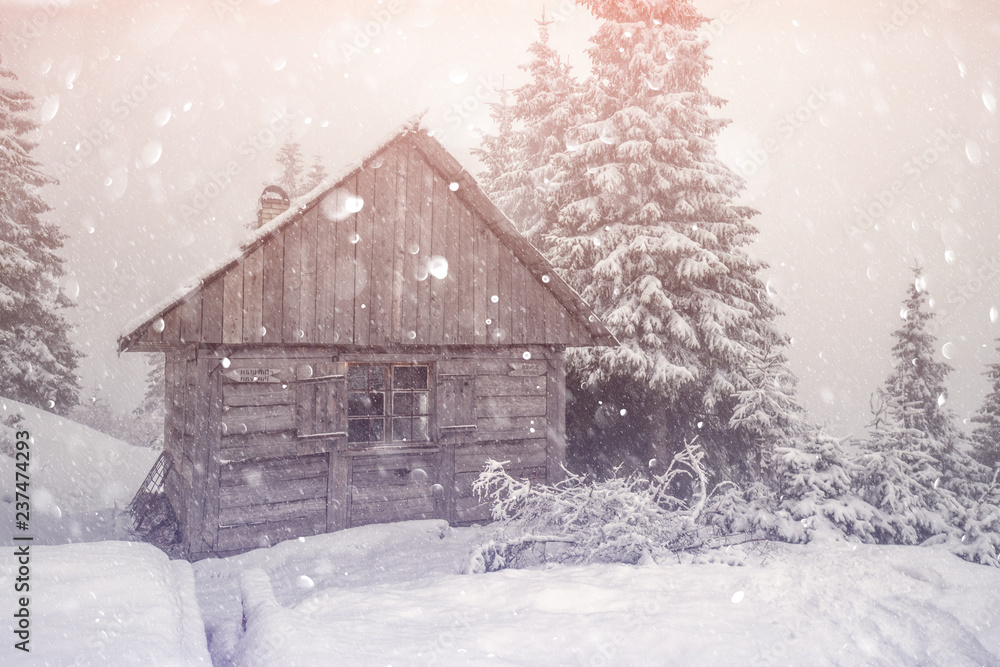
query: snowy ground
[
  {"left": 195, "top": 520, "right": 1000, "bottom": 667},
  {"left": 3, "top": 405, "right": 999, "bottom": 666},
  {"left": 0, "top": 397, "right": 158, "bottom": 546},
  {"left": 0, "top": 541, "right": 211, "bottom": 665}
]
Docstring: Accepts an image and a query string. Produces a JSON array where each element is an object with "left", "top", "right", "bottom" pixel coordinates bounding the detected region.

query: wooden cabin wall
[
  {"left": 134, "top": 141, "right": 596, "bottom": 354},
  {"left": 172, "top": 347, "right": 565, "bottom": 558},
  {"left": 162, "top": 348, "right": 198, "bottom": 548},
  {"left": 198, "top": 353, "right": 332, "bottom": 556}
]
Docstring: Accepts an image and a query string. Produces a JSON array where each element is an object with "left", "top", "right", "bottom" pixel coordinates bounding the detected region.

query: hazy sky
[{"left": 1, "top": 0, "right": 998, "bottom": 438}]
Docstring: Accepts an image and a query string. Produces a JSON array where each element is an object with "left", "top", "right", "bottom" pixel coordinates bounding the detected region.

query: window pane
[
  {"left": 412, "top": 417, "right": 429, "bottom": 441},
  {"left": 392, "top": 417, "right": 412, "bottom": 442},
  {"left": 413, "top": 391, "right": 429, "bottom": 415},
  {"left": 392, "top": 392, "right": 413, "bottom": 416},
  {"left": 348, "top": 418, "right": 368, "bottom": 443},
  {"left": 368, "top": 366, "right": 385, "bottom": 390},
  {"left": 348, "top": 392, "right": 384, "bottom": 416},
  {"left": 393, "top": 365, "right": 428, "bottom": 390},
  {"left": 348, "top": 392, "right": 368, "bottom": 416},
  {"left": 348, "top": 365, "right": 368, "bottom": 391},
  {"left": 369, "top": 417, "right": 385, "bottom": 442}
]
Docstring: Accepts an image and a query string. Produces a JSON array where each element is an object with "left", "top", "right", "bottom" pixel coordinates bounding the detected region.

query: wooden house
[{"left": 119, "top": 123, "right": 615, "bottom": 559}]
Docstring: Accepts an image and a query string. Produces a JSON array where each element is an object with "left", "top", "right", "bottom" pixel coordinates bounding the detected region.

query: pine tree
[
  {"left": 857, "top": 266, "right": 984, "bottom": 544},
  {"left": 274, "top": 136, "right": 305, "bottom": 197},
  {"left": 882, "top": 267, "right": 954, "bottom": 442},
  {"left": 132, "top": 354, "right": 165, "bottom": 448},
  {"left": 0, "top": 53, "right": 79, "bottom": 414},
  {"left": 771, "top": 428, "right": 882, "bottom": 543},
  {"left": 971, "top": 339, "right": 1000, "bottom": 471},
  {"left": 484, "top": 0, "right": 797, "bottom": 481},
  {"left": 300, "top": 154, "right": 329, "bottom": 194},
  {"left": 476, "top": 10, "right": 582, "bottom": 241}
]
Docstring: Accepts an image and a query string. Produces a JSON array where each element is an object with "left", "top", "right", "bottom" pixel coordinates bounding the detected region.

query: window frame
[{"left": 346, "top": 362, "right": 432, "bottom": 446}]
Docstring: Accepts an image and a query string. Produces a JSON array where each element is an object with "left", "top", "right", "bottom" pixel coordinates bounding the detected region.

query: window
[{"left": 347, "top": 364, "right": 430, "bottom": 444}]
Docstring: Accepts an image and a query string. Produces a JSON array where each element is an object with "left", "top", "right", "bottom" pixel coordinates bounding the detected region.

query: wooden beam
[{"left": 545, "top": 352, "right": 567, "bottom": 484}]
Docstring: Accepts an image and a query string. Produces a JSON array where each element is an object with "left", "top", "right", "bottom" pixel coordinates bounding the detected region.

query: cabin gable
[{"left": 125, "top": 135, "right": 604, "bottom": 351}]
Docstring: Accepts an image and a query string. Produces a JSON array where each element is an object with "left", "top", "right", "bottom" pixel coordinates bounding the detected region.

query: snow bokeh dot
[
  {"left": 428, "top": 255, "right": 449, "bottom": 279},
  {"left": 154, "top": 107, "right": 172, "bottom": 127},
  {"left": 142, "top": 141, "right": 162, "bottom": 167}
]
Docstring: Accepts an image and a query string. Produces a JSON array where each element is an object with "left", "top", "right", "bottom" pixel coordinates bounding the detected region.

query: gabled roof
[{"left": 119, "top": 120, "right": 616, "bottom": 352}]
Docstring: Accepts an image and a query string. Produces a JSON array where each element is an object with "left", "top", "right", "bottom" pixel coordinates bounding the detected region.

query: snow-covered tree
[
  {"left": 132, "top": 354, "right": 165, "bottom": 448},
  {"left": 882, "top": 267, "right": 955, "bottom": 442},
  {"left": 971, "top": 339, "right": 1000, "bottom": 471},
  {"left": 274, "top": 136, "right": 305, "bottom": 197},
  {"left": 771, "top": 428, "right": 882, "bottom": 543},
  {"left": 858, "top": 397, "right": 955, "bottom": 545},
  {"left": 482, "top": 0, "right": 797, "bottom": 481},
  {"left": 0, "top": 54, "right": 79, "bottom": 413},
  {"left": 300, "top": 154, "right": 329, "bottom": 194},
  {"left": 856, "top": 266, "right": 986, "bottom": 544},
  {"left": 476, "top": 10, "right": 582, "bottom": 241}
]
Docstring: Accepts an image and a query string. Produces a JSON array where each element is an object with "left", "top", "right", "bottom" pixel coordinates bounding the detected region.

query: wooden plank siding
[
  {"left": 333, "top": 173, "right": 358, "bottom": 344},
  {"left": 297, "top": 208, "right": 320, "bottom": 344},
  {"left": 281, "top": 220, "right": 302, "bottom": 343},
  {"left": 415, "top": 155, "right": 434, "bottom": 344},
  {"left": 353, "top": 166, "right": 377, "bottom": 346}
]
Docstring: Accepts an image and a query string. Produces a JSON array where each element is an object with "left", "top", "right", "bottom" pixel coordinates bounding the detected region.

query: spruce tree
[
  {"left": 0, "top": 54, "right": 79, "bottom": 413},
  {"left": 882, "top": 267, "right": 955, "bottom": 442},
  {"left": 301, "top": 154, "right": 329, "bottom": 194},
  {"left": 487, "top": 0, "right": 796, "bottom": 481},
  {"left": 132, "top": 354, "right": 165, "bottom": 448},
  {"left": 274, "top": 136, "right": 305, "bottom": 197},
  {"left": 971, "top": 339, "right": 1000, "bottom": 471},
  {"left": 476, "top": 11, "right": 582, "bottom": 241},
  {"left": 857, "top": 266, "right": 985, "bottom": 543}
]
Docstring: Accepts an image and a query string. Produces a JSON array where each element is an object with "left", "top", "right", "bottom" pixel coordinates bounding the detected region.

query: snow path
[
  {"left": 193, "top": 521, "right": 1000, "bottom": 666},
  {"left": 192, "top": 520, "right": 484, "bottom": 663},
  {"left": 0, "top": 541, "right": 211, "bottom": 665}
]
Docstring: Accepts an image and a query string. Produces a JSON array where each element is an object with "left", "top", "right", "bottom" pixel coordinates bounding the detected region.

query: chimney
[{"left": 257, "top": 185, "right": 290, "bottom": 228}]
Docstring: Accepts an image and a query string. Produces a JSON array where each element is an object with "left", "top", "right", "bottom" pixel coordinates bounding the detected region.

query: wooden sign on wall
[{"left": 223, "top": 368, "right": 283, "bottom": 383}]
